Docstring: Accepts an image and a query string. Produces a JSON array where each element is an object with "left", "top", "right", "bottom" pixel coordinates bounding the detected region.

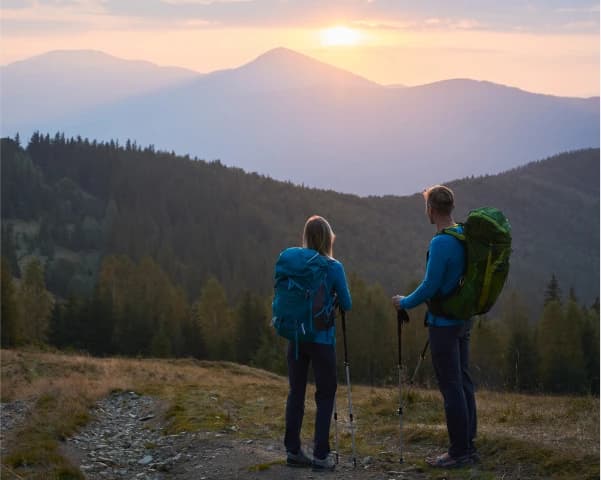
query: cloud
[
  {"left": 555, "top": 5, "right": 600, "bottom": 14},
  {"left": 1, "top": 0, "right": 34, "bottom": 7},
  {"left": 1, "top": 0, "right": 599, "bottom": 34}
]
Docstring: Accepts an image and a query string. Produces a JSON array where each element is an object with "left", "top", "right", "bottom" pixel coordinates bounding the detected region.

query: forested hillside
[
  {"left": 1, "top": 134, "right": 598, "bottom": 393},
  {"left": 2, "top": 133, "right": 598, "bottom": 305}
]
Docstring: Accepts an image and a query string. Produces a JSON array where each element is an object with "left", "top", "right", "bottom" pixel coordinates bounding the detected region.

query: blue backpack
[{"left": 272, "top": 248, "right": 336, "bottom": 352}]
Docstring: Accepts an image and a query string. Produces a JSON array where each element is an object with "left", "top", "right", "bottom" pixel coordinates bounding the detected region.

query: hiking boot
[
  {"left": 286, "top": 449, "right": 312, "bottom": 468},
  {"left": 426, "top": 452, "right": 472, "bottom": 468},
  {"left": 312, "top": 453, "right": 336, "bottom": 471}
]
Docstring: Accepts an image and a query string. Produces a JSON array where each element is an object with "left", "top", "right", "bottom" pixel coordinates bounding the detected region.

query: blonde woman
[{"left": 275, "top": 215, "right": 352, "bottom": 471}]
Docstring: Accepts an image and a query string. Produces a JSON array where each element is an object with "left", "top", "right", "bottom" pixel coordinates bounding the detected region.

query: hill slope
[{"left": 1, "top": 136, "right": 598, "bottom": 312}]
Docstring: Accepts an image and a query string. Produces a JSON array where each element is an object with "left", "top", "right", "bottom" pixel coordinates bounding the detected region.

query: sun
[{"left": 320, "top": 26, "right": 362, "bottom": 46}]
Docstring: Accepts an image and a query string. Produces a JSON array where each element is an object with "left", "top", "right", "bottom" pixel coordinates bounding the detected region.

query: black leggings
[{"left": 284, "top": 341, "right": 337, "bottom": 460}]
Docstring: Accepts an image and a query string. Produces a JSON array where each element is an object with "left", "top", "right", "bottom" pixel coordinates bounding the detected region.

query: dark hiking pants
[
  {"left": 429, "top": 321, "right": 477, "bottom": 458},
  {"left": 284, "top": 341, "right": 337, "bottom": 460}
]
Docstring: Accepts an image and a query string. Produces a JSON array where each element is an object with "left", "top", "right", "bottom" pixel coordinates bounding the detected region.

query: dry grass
[{"left": 1, "top": 349, "right": 599, "bottom": 480}]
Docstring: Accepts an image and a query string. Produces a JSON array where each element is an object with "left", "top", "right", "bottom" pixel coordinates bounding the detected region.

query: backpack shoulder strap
[
  {"left": 426, "top": 224, "right": 467, "bottom": 318},
  {"left": 437, "top": 224, "right": 466, "bottom": 242},
  {"left": 426, "top": 224, "right": 463, "bottom": 261}
]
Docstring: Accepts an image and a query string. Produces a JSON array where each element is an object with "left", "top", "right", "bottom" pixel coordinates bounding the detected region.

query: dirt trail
[
  {"left": 56, "top": 392, "right": 429, "bottom": 480},
  {"left": 166, "top": 435, "right": 426, "bottom": 480}
]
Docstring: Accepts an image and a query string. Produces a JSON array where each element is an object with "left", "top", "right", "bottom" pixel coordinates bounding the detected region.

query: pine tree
[
  {"left": 235, "top": 291, "right": 268, "bottom": 365},
  {"left": 150, "top": 322, "right": 172, "bottom": 358},
  {"left": 538, "top": 299, "right": 587, "bottom": 393},
  {"left": 343, "top": 275, "right": 396, "bottom": 385},
  {"left": 591, "top": 297, "right": 599, "bottom": 313},
  {"left": 544, "top": 273, "right": 562, "bottom": 306},
  {"left": 48, "top": 300, "right": 65, "bottom": 348},
  {"left": 16, "top": 258, "right": 53, "bottom": 344},
  {"left": 471, "top": 317, "right": 506, "bottom": 389},
  {"left": 97, "top": 255, "right": 138, "bottom": 354},
  {"left": 196, "top": 276, "right": 235, "bottom": 361},
  {"left": 1, "top": 257, "right": 20, "bottom": 346},
  {"left": 252, "top": 324, "right": 287, "bottom": 374},
  {"left": 85, "top": 293, "right": 115, "bottom": 355},
  {"left": 500, "top": 292, "right": 539, "bottom": 391},
  {"left": 181, "top": 303, "right": 206, "bottom": 358},
  {"left": 581, "top": 306, "right": 600, "bottom": 394},
  {"left": 1, "top": 225, "right": 18, "bottom": 274}
]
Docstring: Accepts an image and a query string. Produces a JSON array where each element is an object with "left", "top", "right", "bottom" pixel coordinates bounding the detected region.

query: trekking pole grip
[
  {"left": 397, "top": 308, "right": 409, "bottom": 323},
  {"left": 396, "top": 309, "right": 408, "bottom": 365}
]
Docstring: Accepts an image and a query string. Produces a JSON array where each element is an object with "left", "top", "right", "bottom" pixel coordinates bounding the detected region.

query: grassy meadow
[{"left": 1, "top": 349, "right": 598, "bottom": 479}]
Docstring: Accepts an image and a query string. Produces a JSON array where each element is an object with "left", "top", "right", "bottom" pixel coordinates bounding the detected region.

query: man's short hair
[{"left": 423, "top": 185, "right": 455, "bottom": 215}]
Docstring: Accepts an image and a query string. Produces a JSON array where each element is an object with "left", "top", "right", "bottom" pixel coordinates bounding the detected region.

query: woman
[{"left": 281, "top": 215, "right": 352, "bottom": 471}]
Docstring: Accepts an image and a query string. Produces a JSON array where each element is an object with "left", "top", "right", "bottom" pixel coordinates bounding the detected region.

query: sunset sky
[{"left": 1, "top": 0, "right": 599, "bottom": 97}]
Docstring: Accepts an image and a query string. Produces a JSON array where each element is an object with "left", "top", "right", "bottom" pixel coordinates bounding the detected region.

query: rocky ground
[
  {"left": 0, "top": 400, "right": 32, "bottom": 457},
  {"left": 2, "top": 392, "right": 428, "bottom": 479}
]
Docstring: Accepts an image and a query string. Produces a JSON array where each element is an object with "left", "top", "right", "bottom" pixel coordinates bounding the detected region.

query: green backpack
[{"left": 427, "top": 207, "right": 512, "bottom": 320}]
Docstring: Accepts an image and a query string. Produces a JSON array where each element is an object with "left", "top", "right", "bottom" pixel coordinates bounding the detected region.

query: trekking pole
[
  {"left": 397, "top": 308, "right": 409, "bottom": 464},
  {"left": 332, "top": 393, "right": 339, "bottom": 464},
  {"left": 341, "top": 310, "right": 357, "bottom": 468},
  {"left": 331, "top": 298, "right": 340, "bottom": 465},
  {"left": 410, "top": 339, "right": 429, "bottom": 385}
]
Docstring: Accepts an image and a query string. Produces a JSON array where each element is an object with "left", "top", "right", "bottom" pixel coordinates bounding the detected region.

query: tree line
[
  {"left": 2, "top": 134, "right": 599, "bottom": 314},
  {"left": 2, "top": 255, "right": 598, "bottom": 394}
]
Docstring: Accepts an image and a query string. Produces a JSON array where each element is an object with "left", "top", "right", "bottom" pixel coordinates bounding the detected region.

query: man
[{"left": 392, "top": 184, "right": 477, "bottom": 468}]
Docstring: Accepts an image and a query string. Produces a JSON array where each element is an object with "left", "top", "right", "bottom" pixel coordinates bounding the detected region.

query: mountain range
[{"left": 1, "top": 48, "right": 598, "bottom": 196}]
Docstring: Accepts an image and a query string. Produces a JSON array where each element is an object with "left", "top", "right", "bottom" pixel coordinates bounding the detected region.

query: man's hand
[{"left": 391, "top": 295, "right": 405, "bottom": 311}]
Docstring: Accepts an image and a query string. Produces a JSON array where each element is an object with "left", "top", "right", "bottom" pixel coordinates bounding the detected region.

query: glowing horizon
[
  {"left": 1, "top": 1, "right": 599, "bottom": 97},
  {"left": 319, "top": 26, "right": 363, "bottom": 47}
]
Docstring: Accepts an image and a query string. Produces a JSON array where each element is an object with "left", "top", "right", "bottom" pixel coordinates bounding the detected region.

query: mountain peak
[
  {"left": 252, "top": 47, "right": 311, "bottom": 63},
  {"left": 234, "top": 47, "right": 376, "bottom": 90},
  {"left": 247, "top": 47, "right": 338, "bottom": 72}
]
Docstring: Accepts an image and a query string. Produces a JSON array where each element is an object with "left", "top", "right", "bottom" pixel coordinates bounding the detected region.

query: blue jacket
[
  {"left": 400, "top": 226, "right": 466, "bottom": 326},
  {"left": 313, "top": 254, "right": 352, "bottom": 344}
]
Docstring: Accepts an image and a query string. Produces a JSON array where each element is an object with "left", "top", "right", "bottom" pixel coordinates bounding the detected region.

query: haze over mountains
[
  {"left": 2, "top": 48, "right": 599, "bottom": 196},
  {"left": 1, "top": 50, "right": 198, "bottom": 134}
]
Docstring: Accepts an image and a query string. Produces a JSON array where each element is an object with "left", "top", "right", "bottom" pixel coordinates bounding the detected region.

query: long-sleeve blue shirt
[
  {"left": 400, "top": 227, "right": 466, "bottom": 326},
  {"left": 313, "top": 256, "right": 352, "bottom": 345}
]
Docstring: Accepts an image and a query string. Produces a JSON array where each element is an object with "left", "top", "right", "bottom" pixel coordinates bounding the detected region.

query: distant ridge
[
  {"left": 1, "top": 48, "right": 598, "bottom": 195},
  {"left": 3, "top": 49, "right": 200, "bottom": 75},
  {"left": 0, "top": 49, "right": 200, "bottom": 133},
  {"left": 412, "top": 78, "right": 601, "bottom": 103}
]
